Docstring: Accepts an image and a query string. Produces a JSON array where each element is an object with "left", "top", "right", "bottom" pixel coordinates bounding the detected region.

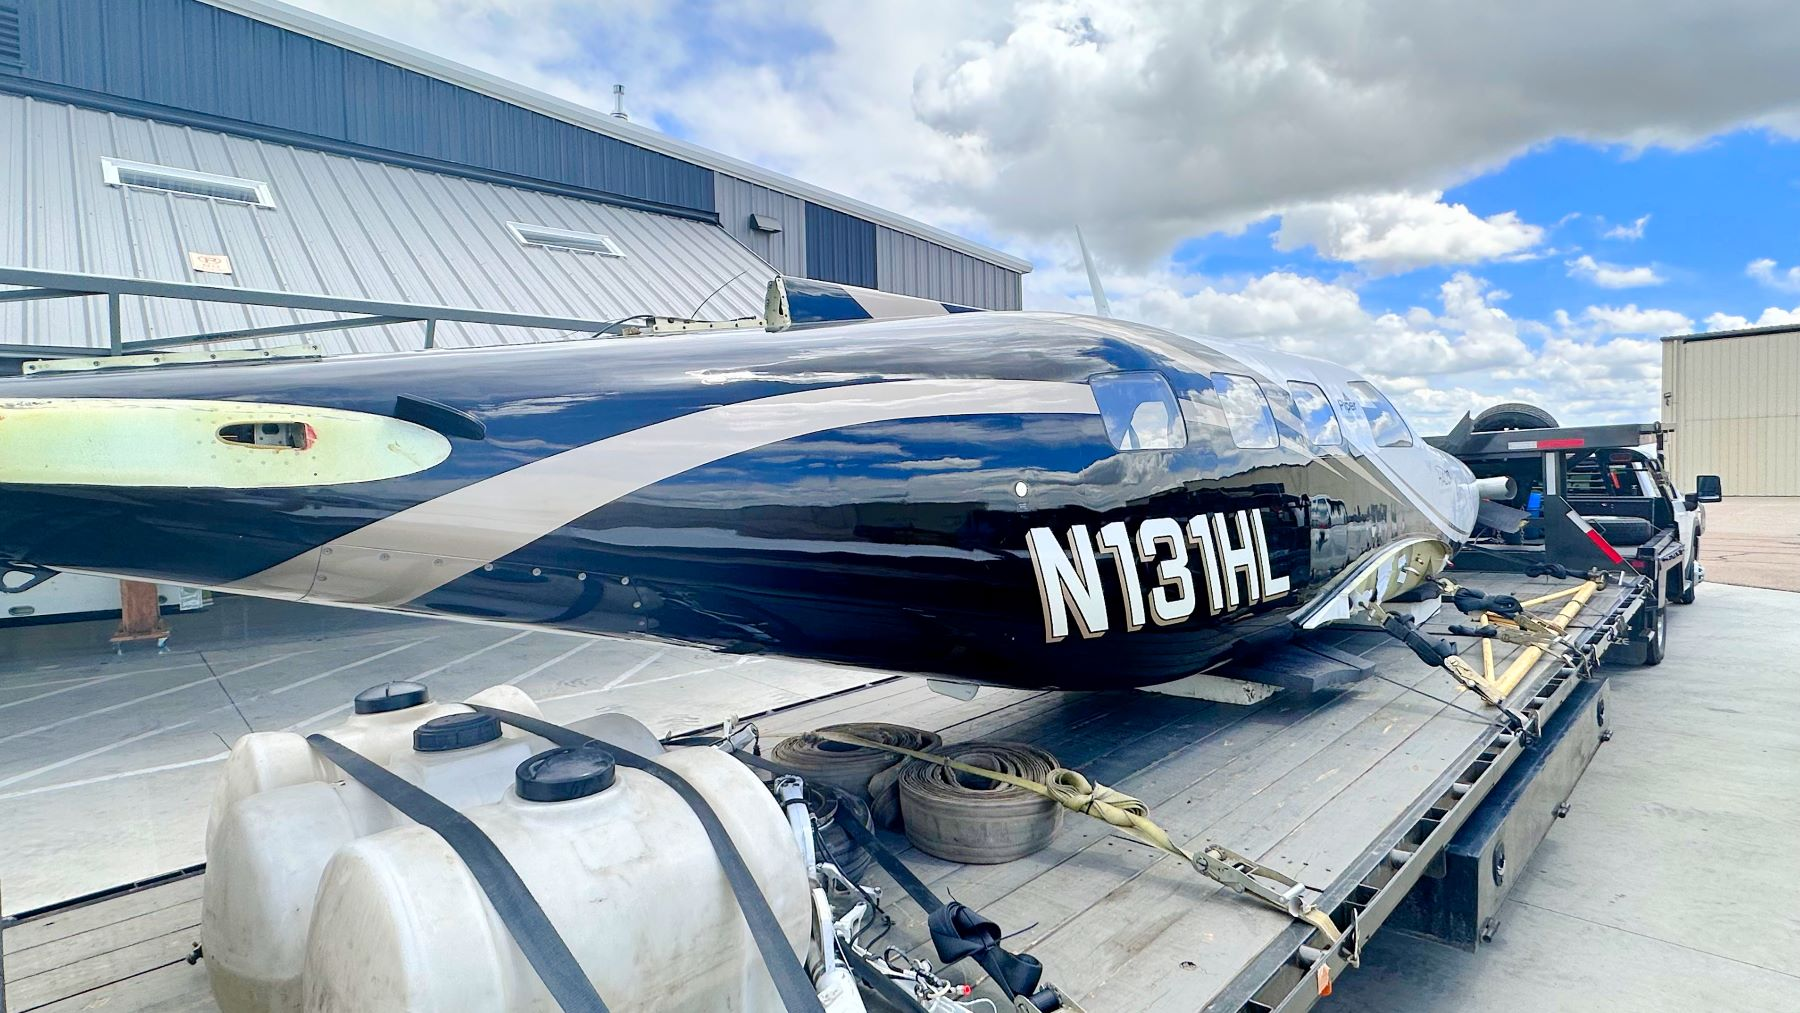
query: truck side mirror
[{"left": 1695, "top": 474, "right": 1722, "bottom": 503}]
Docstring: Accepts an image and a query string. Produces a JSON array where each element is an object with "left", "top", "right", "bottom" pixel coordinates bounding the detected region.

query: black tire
[{"left": 1472, "top": 402, "right": 1559, "bottom": 433}]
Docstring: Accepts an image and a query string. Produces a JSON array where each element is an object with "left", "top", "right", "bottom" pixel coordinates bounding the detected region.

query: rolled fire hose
[
  {"left": 896, "top": 741, "right": 1064, "bottom": 864},
  {"left": 770, "top": 722, "right": 942, "bottom": 823}
]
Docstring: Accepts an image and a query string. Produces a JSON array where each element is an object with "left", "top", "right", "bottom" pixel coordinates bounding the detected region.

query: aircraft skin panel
[
  {"left": 398, "top": 416, "right": 1451, "bottom": 690},
  {"left": 0, "top": 311, "right": 1475, "bottom": 690}
]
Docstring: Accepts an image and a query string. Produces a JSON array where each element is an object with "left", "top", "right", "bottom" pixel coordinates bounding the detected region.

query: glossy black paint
[{"left": 0, "top": 312, "right": 1449, "bottom": 689}]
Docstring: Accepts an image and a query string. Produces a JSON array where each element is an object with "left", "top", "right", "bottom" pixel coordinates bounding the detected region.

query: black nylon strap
[
  {"left": 727, "top": 747, "right": 1059, "bottom": 1011},
  {"left": 471, "top": 707, "right": 826, "bottom": 1013},
  {"left": 305, "top": 734, "right": 608, "bottom": 1013}
]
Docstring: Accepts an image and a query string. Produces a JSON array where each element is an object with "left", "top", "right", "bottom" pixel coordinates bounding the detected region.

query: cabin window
[
  {"left": 1287, "top": 381, "right": 1342, "bottom": 446},
  {"left": 1210, "top": 372, "right": 1278, "bottom": 450},
  {"left": 506, "top": 221, "right": 626, "bottom": 257},
  {"left": 1345, "top": 381, "right": 1412, "bottom": 447},
  {"left": 101, "top": 157, "right": 276, "bottom": 207},
  {"left": 1090, "top": 372, "right": 1186, "bottom": 451}
]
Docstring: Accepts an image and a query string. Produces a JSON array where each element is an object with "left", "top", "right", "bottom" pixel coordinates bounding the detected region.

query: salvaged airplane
[{"left": 0, "top": 278, "right": 1482, "bottom": 691}]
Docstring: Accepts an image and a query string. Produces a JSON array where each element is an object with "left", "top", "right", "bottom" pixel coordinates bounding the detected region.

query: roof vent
[
  {"left": 102, "top": 157, "right": 275, "bottom": 207},
  {"left": 611, "top": 83, "right": 629, "bottom": 121},
  {"left": 506, "top": 221, "right": 625, "bottom": 258}
]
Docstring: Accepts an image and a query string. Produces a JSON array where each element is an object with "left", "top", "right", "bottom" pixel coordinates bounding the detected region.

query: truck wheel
[{"left": 1472, "top": 402, "right": 1559, "bottom": 432}]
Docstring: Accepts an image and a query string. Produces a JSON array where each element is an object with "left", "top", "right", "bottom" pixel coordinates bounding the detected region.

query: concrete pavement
[
  {"left": 1330, "top": 581, "right": 1800, "bottom": 1011},
  {"left": 1692, "top": 497, "right": 1800, "bottom": 593}
]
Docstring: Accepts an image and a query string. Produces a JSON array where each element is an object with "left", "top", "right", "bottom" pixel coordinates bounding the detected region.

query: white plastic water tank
[
  {"left": 301, "top": 744, "right": 810, "bottom": 1012},
  {"left": 204, "top": 709, "right": 551, "bottom": 1013},
  {"left": 203, "top": 680, "right": 539, "bottom": 855}
]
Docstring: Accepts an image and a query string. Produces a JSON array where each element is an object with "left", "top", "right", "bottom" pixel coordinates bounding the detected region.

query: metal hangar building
[
  {"left": 1662, "top": 324, "right": 1800, "bottom": 496},
  {"left": 0, "top": 0, "right": 1029, "bottom": 365}
]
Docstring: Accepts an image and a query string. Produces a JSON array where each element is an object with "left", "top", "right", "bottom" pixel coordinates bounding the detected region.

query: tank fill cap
[
  {"left": 413, "top": 711, "right": 501, "bottom": 752},
  {"left": 515, "top": 744, "right": 617, "bottom": 802},
  {"left": 354, "top": 680, "right": 430, "bottom": 714}
]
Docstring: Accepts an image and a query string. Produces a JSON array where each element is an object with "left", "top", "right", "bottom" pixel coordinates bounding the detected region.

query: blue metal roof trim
[
  {"left": 804, "top": 202, "right": 877, "bottom": 289},
  {"left": 6, "top": 0, "right": 715, "bottom": 217}
]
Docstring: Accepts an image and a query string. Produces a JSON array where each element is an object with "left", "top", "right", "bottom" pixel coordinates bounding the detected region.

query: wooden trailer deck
[{"left": 0, "top": 571, "right": 1640, "bottom": 1013}]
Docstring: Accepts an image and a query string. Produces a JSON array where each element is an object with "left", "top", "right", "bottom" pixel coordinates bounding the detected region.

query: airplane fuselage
[{"left": 0, "top": 311, "right": 1476, "bottom": 690}]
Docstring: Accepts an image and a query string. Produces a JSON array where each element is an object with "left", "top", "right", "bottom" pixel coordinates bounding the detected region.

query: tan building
[{"left": 1662, "top": 325, "right": 1800, "bottom": 494}]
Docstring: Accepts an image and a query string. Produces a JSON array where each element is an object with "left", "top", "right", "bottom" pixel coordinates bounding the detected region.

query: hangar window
[
  {"left": 1091, "top": 371, "right": 1186, "bottom": 451},
  {"left": 1286, "top": 381, "right": 1342, "bottom": 446},
  {"left": 1210, "top": 372, "right": 1278, "bottom": 450},
  {"left": 1346, "top": 381, "right": 1413, "bottom": 447},
  {"left": 101, "top": 157, "right": 275, "bottom": 207},
  {"left": 507, "top": 222, "right": 626, "bottom": 257}
]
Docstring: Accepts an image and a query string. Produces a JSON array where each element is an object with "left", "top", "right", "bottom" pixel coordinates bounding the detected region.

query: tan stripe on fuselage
[{"left": 233, "top": 379, "right": 1101, "bottom": 606}]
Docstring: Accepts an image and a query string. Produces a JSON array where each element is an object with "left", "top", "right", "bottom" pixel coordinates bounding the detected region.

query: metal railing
[{"left": 0, "top": 267, "right": 638, "bottom": 358}]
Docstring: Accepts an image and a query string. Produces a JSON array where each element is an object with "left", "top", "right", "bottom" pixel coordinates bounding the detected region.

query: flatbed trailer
[{"left": 1, "top": 568, "right": 1645, "bottom": 1013}]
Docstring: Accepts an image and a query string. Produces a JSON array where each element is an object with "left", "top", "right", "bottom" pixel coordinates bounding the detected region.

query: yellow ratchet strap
[{"left": 799, "top": 729, "right": 1345, "bottom": 945}]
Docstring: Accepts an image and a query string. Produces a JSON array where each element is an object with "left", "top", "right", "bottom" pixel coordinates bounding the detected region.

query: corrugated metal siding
[
  {"left": 7, "top": 0, "right": 714, "bottom": 214},
  {"left": 713, "top": 174, "right": 806, "bottom": 277},
  {"left": 875, "top": 226, "right": 1022, "bottom": 310},
  {"left": 1663, "top": 331, "right": 1800, "bottom": 495},
  {"left": 804, "top": 202, "right": 876, "bottom": 288},
  {"left": 0, "top": 93, "right": 775, "bottom": 354}
]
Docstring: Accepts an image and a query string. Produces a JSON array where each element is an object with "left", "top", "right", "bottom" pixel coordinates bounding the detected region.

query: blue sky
[
  {"left": 1142, "top": 127, "right": 1800, "bottom": 331},
  {"left": 304, "top": 0, "right": 1800, "bottom": 428},
  {"left": 1366, "top": 131, "right": 1800, "bottom": 328}
]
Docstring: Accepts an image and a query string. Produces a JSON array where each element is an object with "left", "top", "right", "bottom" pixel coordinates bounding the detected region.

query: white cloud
[
  {"left": 1566, "top": 255, "right": 1664, "bottom": 288},
  {"left": 1746, "top": 258, "right": 1800, "bottom": 291},
  {"left": 1704, "top": 306, "right": 1800, "bottom": 331},
  {"left": 1024, "top": 258, "right": 1662, "bottom": 430},
  {"left": 908, "top": 0, "right": 1800, "bottom": 260},
  {"left": 1580, "top": 304, "right": 1692, "bottom": 335},
  {"left": 1272, "top": 191, "right": 1543, "bottom": 273},
  {"left": 295, "top": 0, "right": 1800, "bottom": 265},
  {"left": 1603, "top": 214, "right": 1651, "bottom": 240},
  {"left": 279, "top": 1, "right": 1796, "bottom": 435}
]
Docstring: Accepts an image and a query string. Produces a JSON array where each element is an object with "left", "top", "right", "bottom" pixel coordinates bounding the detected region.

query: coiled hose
[
  {"left": 770, "top": 722, "right": 942, "bottom": 826},
  {"left": 896, "top": 741, "right": 1063, "bottom": 863}
]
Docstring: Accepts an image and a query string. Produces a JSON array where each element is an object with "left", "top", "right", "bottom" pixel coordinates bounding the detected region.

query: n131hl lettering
[{"left": 1027, "top": 509, "right": 1292, "bottom": 643}]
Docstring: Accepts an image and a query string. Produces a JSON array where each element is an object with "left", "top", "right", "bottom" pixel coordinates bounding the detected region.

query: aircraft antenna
[
  {"left": 1076, "top": 226, "right": 1112, "bottom": 318},
  {"left": 689, "top": 269, "right": 751, "bottom": 320}
]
